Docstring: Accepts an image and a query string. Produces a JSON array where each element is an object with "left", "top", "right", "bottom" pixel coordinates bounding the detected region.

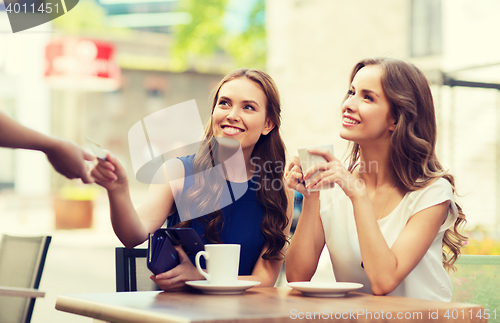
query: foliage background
[{"left": 170, "top": 0, "right": 266, "bottom": 71}]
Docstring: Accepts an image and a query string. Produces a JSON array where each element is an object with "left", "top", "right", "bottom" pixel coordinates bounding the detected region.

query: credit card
[{"left": 86, "top": 137, "right": 107, "bottom": 160}]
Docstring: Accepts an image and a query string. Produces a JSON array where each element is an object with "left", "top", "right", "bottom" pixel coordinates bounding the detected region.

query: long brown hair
[
  {"left": 177, "top": 68, "right": 289, "bottom": 260},
  {"left": 345, "top": 58, "right": 467, "bottom": 271}
]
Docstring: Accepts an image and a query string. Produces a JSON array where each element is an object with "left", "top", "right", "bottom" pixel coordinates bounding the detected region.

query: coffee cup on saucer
[
  {"left": 195, "top": 244, "right": 240, "bottom": 286},
  {"left": 298, "top": 144, "right": 334, "bottom": 191}
]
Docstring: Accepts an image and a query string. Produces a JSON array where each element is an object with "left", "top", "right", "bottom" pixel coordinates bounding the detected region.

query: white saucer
[
  {"left": 288, "top": 282, "right": 363, "bottom": 298},
  {"left": 186, "top": 280, "right": 261, "bottom": 295}
]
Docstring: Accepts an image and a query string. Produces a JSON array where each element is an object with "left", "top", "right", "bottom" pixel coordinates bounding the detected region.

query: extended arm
[
  {"left": 92, "top": 154, "right": 182, "bottom": 248},
  {"left": 0, "top": 111, "right": 94, "bottom": 182},
  {"left": 0, "top": 111, "right": 53, "bottom": 150}
]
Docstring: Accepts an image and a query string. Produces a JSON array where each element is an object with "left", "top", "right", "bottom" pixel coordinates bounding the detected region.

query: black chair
[
  {"left": 115, "top": 247, "right": 160, "bottom": 292},
  {"left": 0, "top": 234, "right": 51, "bottom": 323}
]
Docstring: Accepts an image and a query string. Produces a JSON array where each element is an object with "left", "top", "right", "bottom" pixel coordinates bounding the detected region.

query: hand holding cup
[{"left": 297, "top": 144, "right": 334, "bottom": 192}]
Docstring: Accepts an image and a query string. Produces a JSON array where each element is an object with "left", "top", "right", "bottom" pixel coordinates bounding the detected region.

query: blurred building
[{"left": 266, "top": 0, "right": 500, "bottom": 233}]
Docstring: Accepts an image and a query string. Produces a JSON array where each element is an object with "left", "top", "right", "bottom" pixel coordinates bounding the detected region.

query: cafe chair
[
  {"left": 0, "top": 234, "right": 51, "bottom": 323},
  {"left": 115, "top": 247, "right": 160, "bottom": 292},
  {"left": 451, "top": 255, "right": 500, "bottom": 312}
]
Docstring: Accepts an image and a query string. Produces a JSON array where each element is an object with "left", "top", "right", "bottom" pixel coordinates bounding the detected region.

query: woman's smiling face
[
  {"left": 212, "top": 77, "right": 274, "bottom": 155},
  {"left": 339, "top": 65, "right": 396, "bottom": 144}
]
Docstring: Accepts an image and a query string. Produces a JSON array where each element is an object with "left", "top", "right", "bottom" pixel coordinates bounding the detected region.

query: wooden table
[{"left": 56, "top": 287, "right": 489, "bottom": 323}]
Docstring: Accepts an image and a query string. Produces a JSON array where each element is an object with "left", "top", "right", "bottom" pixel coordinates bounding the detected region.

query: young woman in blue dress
[
  {"left": 285, "top": 58, "right": 467, "bottom": 301},
  {"left": 92, "top": 69, "right": 293, "bottom": 291}
]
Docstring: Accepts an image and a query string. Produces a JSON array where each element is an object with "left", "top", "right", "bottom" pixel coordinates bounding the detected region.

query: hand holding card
[
  {"left": 86, "top": 137, "right": 108, "bottom": 161},
  {"left": 87, "top": 139, "right": 129, "bottom": 191}
]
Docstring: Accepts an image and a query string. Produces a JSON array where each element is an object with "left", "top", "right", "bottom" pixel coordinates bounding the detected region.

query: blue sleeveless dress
[{"left": 167, "top": 155, "right": 266, "bottom": 275}]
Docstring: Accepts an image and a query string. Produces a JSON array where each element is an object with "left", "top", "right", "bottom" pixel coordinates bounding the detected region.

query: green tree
[
  {"left": 225, "top": 0, "right": 266, "bottom": 69},
  {"left": 52, "top": 0, "right": 130, "bottom": 36},
  {"left": 171, "top": 0, "right": 266, "bottom": 71},
  {"left": 52, "top": 0, "right": 106, "bottom": 33}
]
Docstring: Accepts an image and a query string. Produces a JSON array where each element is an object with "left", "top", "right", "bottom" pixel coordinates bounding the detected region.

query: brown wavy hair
[
  {"left": 345, "top": 58, "right": 467, "bottom": 271},
  {"left": 177, "top": 68, "right": 289, "bottom": 260}
]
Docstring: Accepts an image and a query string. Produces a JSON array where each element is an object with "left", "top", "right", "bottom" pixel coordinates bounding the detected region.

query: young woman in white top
[{"left": 285, "top": 57, "right": 467, "bottom": 301}]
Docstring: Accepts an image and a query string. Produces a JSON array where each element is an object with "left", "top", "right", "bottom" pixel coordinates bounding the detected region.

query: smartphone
[
  {"left": 165, "top": 228, "right": 204, "bottom": 255},
  {"left": 147, "top": 228, "right": 204, "bottom": 275},
  {"left": 147, "top": 230, "right": 179, "bottom": 275}
]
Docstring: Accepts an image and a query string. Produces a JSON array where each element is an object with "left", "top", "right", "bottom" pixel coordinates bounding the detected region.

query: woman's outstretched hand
[
  {"left": 45, "top": 139, "right": 95, "bottom": 183},
  {"left": 150, "top": 246, "right": 205, "bottom": 291},
  {"left": 90, "top": 152, "right": 128, "bottom": 191}
]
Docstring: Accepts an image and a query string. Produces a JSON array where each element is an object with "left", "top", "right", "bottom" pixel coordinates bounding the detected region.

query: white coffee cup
[
  {"left": 298, "top": 144, "right": 334, "bottom": 191},
  {"left": 195, "top": 244, "right": 240, "bottom": 285}
]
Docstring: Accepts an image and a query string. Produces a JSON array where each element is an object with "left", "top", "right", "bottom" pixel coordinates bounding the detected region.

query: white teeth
[
  {"left": 223, "top": 126, "right": 243, "bottom": 134},
  {"left": 343, "top": 117, "right": 359, "bottom": 125}
]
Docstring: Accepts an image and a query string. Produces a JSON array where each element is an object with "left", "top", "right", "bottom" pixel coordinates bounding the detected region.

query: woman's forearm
[
  {"left": 108, "top": 184, "right": 150, "bottom": 248},
  {"left": 0, "top": 111, "right": 57, "bottom": 151},
  {"left": 285, "top": 193, "right": 324, "bottom": 282},
  {"left": 350, "top": 192, "right": 398, "bottom": 294}
]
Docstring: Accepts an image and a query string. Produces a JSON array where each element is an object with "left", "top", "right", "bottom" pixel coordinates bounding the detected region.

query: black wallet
[{"left": 147, "top": 228, "right": 204, "bottom": 275}]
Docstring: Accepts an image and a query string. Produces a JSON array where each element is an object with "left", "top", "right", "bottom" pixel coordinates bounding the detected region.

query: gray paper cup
[{"left": 298, "top": 144, "right": 334, "bottom": 191}]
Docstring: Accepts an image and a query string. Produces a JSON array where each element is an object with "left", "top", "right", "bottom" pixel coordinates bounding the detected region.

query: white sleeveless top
[{"left": 319, "top": 177, "right": 457, "bottom": 301}]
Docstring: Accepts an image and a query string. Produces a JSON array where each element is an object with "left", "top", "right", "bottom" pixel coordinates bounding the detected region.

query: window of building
[{"left": 410, "top": 0, "right": 442, "bottom": 57}]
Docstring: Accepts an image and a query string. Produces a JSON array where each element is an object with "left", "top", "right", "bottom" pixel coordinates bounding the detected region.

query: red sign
[{"left": 45, "top": 38, "right": 121, "bottom": 91}]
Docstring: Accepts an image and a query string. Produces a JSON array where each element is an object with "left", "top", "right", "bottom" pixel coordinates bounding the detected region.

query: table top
[{"left": 56, "top": 287, "right": 488, "bottom": 323}]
